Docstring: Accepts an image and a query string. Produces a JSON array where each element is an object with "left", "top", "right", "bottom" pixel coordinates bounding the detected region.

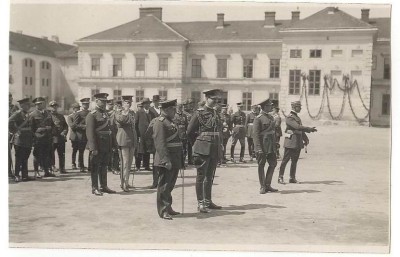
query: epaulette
[{"left": 158, "top": 116, "right": 165, "bottom": 121}]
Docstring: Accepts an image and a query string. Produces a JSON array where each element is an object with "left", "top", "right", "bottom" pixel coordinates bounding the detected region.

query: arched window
[{"left": 22, "top": 58, "right": 35, "bottom": 98}]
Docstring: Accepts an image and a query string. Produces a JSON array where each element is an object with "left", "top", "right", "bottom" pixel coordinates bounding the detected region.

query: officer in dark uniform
[
  {"left": 49, "top": 101, "right": 68, "bottom": 174},
  {"left": 67, "top": 103, "right": 81, "bottom": 169},
  {"left": 230, "top": 102, "right": 247, "bottom": 163},
  {"left": 174, "top": 102, "right": 189, "bottom": 168},
  {"left": 9, "top": 98, "right": 34, "bottom": 182},
  {"left": 30, "top": 97, "right": 55, "bottom": 178},
  {"left": 187, "top": 89, "right": 223, "bottom": 213},
  {"left": 220, "top": 104, "right": 232, "bottom": 164},
  {"left": 153, "top": 99, "right": 183, "bottom": 220},
  {"left": 9, "top": 93, "right": 20, "bottom": 179},
  {"left": 278, "top": 101, "right": 317, "bottom": 184},
  {"left": 253, "top": 99, "right": 278, "bottom": 194},
  {"left": 71, "top": 98, "right": 90, "bottom": 173},
  {"left": 271, "top": 103, "right": 283, "bottom": 159},
  {"left": 245, "top": 104, "right": 260, "bottom": 161},
  {"left": 86, "top": 93, "right": 116, "bottom": 196},
  {"left": 107, "top": 99, "right": 120, "bottom": 174},
  {"left": 183, "top": 98, "right": 194, "bottom": 165}
]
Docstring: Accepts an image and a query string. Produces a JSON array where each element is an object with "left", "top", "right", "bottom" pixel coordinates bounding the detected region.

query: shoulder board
[
  {"left": 90, "top": 110, "right": 97, "bottom": 114},
  {"left": 158, "top": 116, "right": 165, "bottom": 121}
]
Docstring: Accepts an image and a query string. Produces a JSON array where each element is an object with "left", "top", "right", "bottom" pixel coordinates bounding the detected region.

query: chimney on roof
[
  {"left": 216, "top": 13, "right": 225, "bottom": 29},
  {"left": 51, "top": 35, "right": 59, "bottom": 43},
  {"left": 42, "top": 36, "right": 48, "bottom": 40},
  {"left": 16, "top": 30, "right": 23, "bottom": 34},
  {"left": 291, "top": 11, "right": 300, "bottom": 22},
  {"left": 139, "top": 7, "right": 162, "bottom": 20},
  {"left": 361, "top": 9, "right": 370, "bottom": 23},
  {"left": 264, "top": 12, "right": 276, "bottom": 27}
]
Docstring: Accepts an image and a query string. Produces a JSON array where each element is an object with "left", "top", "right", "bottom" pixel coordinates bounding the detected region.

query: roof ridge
[{"left": 148, "top": 15, "right": 188, "bottom": 41}]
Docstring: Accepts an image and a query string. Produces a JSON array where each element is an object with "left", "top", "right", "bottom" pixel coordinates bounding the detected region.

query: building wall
[{"left": 59, "top": 57, "right": 80, "bottom": 110}]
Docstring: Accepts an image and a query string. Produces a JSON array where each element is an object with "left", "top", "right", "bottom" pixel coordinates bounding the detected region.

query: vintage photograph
[{"left": 6, "top": 0, "right": 391, "bottom": 254}]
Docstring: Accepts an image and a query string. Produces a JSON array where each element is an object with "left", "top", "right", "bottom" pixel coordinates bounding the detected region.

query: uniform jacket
[
  {"left": 135, "top": 108, "right": 155, "bottom": 153},
  {"left": 71, "top": 109, "right": 89, "bottom": 142},
  {"left": 283, "top": 111, "right": 310, "bottom": 149},
  {"left": 174, "top": 111, "right": 188, "bottom": 140},
  {"left": 108, "top": 109, "right": 118, "bottom": 148},
  {"left": 9, "top": 104, "right": 19, "bottom": 117},
  {"left": 85, "top": 107, "right": 112, "bottom": 153},
  {"left": 149, "top": 106, "right": 161, "bottom": 118},
  {"left": 50, "top": 111, "right": 68, "bottom": 143},
  {"left": 231, "top": 111, "right": 246, "bottom": 139},
  {"left": 67, "top": 112, "right": 78, "bottom": 141},
  {"left": 272, "top": 112, "right": 283, "bottom": 137},
  {"left": 220, "top": 113, "right": 232, "bottom": 139},
  {"left": 9, "top": 110, "right": 34, "bottom": 148},
  {"left": 245, "top": 112, "right": 257, "bottom": 138},
  {"left": 153, "top": 115, "right": 183, "bottom": 169},
  {"left": 29, "top": 109, "right": 54, "bottom": 144},
  {"left": 253, "top": 111, "right": 276, "bottom": 155},
  {"left": 115, "top": 109, "right": 138, "bottom": 149}
]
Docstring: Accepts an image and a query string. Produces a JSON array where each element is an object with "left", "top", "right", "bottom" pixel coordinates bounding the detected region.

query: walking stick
[{"left": 118, "top": 147, "right": 124, "bottom": 189}]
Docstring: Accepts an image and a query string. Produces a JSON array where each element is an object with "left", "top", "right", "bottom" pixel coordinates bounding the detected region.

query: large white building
[{"left": 75, "top": 7, "right": 390, "bottom": 126}]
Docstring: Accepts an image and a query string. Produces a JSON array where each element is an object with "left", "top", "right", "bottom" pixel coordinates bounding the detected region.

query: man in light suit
[{"left": 278, "top": 101, "right": 317, "bottom": 184}]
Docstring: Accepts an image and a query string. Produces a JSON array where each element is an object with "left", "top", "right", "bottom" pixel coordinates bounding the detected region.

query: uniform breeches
[
  {"left": 52, "top": 141, "right": 65, "bottom": 170},
  {"left": 157, "top": 166, "right": 179, "bottom": 217},
  {"left": 222, "top": 137, "right": 229, "bottom": 160},
  {"left": 109, "top": 146, "right": 120, "bottom": 171},
  {"left": 279, "top": 148, "right": 301, "bottom": 178},
  {"left": 195, "top": 154, "right": 218, "bottom": 205},
  {"left": 247, "top": 137, "right": 255, "bottom": 157},
  {"left": 14, "top": 145, "right": 31, "bottom": 177},
  {"left": 33, "top": 143, "right": 52, "bottom": 172},
  {"left": 187, "top": 141, "right": 193, "bottom": 163},
  {"left": 90, "top": 150, "right": 110, "bottom": 189},
  {"left": 71, "top": 141, "right": 86, "bottom": 167},
  {"left": 119, "top": 146, "right": 134, "bottom": 187},
  {"left": 230, "top": 136, "right": 245, "bottom": 159},
  {"left": 257, "top": 152, "right": 277, "bottom": 188}
]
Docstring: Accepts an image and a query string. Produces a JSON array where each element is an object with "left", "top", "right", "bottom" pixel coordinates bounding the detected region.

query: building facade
[{"left": 75, "top": 7, "right": 390, "bottom": 126}]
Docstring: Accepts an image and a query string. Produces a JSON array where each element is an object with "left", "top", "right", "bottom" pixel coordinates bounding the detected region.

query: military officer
[
  {"left": 278, "top": 101, "right": 317, "bottom": 184},
  {"left": 245, "top": 104, "right": 260, "bottom": 161},
  {"left": 253, "top": 99, "right": 278, "bottom": 194},
  {"left": 67, "top": 103, "right": 81, "bottom": 169},
  {"left": 153, "top": 99, "right": 182, "bottom": 220},
  {"left": 86, "top": 93, "right": 116, "bottom": 195},
  {"left": 183, "top": 99, "right": 194, "bottom": 165},
  {"left": 230, "top": 102, "right": 247, "bottom": 163},
  {"left": 9, "top": 98, "right": 34, "bottom": 182},
  {"left": 71, "top": 98, "right": 90, "bottom": 172},
  {"left": 107, "top": 99, "right": 120, "bottom": 174},
  {"left": 49, "top": 101, "right": 68, "bottom": 174},
  {"left": 30, "top": 97, "right": 55, "bottom": 178},
  {"left": 9, "top": 93, "right": 19, "bottom": 178},
  {"left": 115, "top": 96, "right": 138, "bottom": 192},
  {"left": 271, "top": 103, "right": 283, "bottom": 159},
  {"left": 174, "top": 103, "right": 189, "bottom": 168},
  {"left": 187, "top": 89, "right": 223, "bottom": 213},
  {"left": 220, "top": 104, "right": 232, "bottom": 164}
]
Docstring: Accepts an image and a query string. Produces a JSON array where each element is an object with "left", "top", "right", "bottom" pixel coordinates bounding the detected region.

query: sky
[{"left": 9, "top": 0, "right": 391, "bottom": 45}]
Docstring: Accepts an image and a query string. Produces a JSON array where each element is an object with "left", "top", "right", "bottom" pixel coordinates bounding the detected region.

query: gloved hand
[{"left": 307, "top": 127, "right": 317, "bottom": 133}]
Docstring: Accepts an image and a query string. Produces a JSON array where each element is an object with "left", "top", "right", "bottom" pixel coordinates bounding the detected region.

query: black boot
[{"left": 198, "top": 200, "right": 210, "bottom": 213}]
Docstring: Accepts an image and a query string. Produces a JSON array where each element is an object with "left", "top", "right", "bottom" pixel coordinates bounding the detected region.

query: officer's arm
[
  {"left": 85, "top": 114, "right": 98, "bottom": 151},
  {"left": 253, "top": 117, "right": 262, "bottom": 153},
  {"left": 61, "top": 115, "right": 68, "bottom": 137},
  {"left": 153, "top": 120, "right": 170, "bottom": 166},
  {"left": 303, "top": 132, "right": 309, "bottom": 145},
  {"left": 186, "top": 112, "right": 199, "bottom": 145},
  {"left": 286, "top": 116, "right": 314, "bottom": 132},
  {"left": 244, "top": 114, "right": 250, "bottom": 133},
  {"left": 8, "top": 112, "right": 19, "bottom": 134}
]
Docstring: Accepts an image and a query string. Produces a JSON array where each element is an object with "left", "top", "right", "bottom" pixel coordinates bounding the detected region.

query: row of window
[{"left": 289, "top": 49, "right": 365, "bottom": 59}]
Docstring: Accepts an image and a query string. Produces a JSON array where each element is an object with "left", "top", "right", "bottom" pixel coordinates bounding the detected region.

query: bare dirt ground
[{"left": 8, "top": 125, "right": 390, "bottom": 252}]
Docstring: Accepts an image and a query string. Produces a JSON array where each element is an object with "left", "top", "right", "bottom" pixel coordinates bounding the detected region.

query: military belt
[
  {"left": 97, "top": 131, "right": 112, "bottom": 135},
  {"left": 201, "top": 132, "right": 220, "bottom": 136},
  {"left": 166, "top": 142, "right": 183, "bottom": 148}
]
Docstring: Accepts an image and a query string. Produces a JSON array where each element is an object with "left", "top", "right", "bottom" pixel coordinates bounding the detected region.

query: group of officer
[{"left": 8, "top": 89, "right": 317, "bottom": 220}]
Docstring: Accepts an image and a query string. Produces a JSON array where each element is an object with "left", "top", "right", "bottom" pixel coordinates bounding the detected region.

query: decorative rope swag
[{"left": 281, "top": 73, "right": 370, "bottom": 123}]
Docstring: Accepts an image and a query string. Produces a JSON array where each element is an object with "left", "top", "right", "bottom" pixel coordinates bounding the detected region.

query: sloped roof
[
  {"left": 283, "top": 7, "right": 375, "bottom": 30},
  {"left": 9, "top": 31, "right": 75, "bottom": 58},
  {"left": 369, "top": 18, "right": 390, "bottom": 39},
  {"left": 77, "top": 15, "right": 186, "bottom": 42},
  {"left": 55, "top": 46, "right": 78, "bottom": 58}
]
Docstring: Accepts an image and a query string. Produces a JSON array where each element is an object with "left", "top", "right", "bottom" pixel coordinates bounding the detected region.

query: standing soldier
[
  {"left": 245, "top": 104, "right": 260, "bottom": 161},
  {"left": 174, "top": 102, "right": 189, "bottom": 168},
  {"left": 153, "top": 99, "right": 182, "bottom": 220},
  {"left": 71, "top": 98, "right": 90, "bottom": 173},
  {"left": 135, "top": 97, "right": 154, "bottom": 172},
  {"left": 107, "top": 99, "right": 120, "bottom": 175},
  {"left": 278, "top": 101, "right": 317, "bottom": 184},
  {"left": 220, "top": 104, "right": 232, "bottom": 164},
  {"left": 271, "top": 104, "right": 282, "bottom": 159},
  {"left": 49, "top": 101, "right": 68, "bottom": 174},
  {"left": 9, "top": 98, "right": 34, "bottom": 182},
  {"left": 9, "top": 93, "right": 19, "bottom": 179},
  {"left": 86, "top": 93, "right": 116, "bottom": 196},
  {"left": 67, "top": 103, "right": 81, "bottom": 170},
  {"left": 253, "top": 99, "right": 278, "bottom": 194},
  {"left": 183, "top": 98, "right": 194, "bottom": 165},
  {"left": 30, "top": 97, "right": 55, "bottom": 178},
  {"left": 230, "top": 103, "right": 247, "bottom": 163},
  {"left": 187, "top": 89, "right": 223, "bottom": 213}
]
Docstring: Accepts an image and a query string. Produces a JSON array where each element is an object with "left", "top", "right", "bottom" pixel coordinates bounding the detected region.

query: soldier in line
[
  {"left": 278, "top": 101, "right": 317, "bottom": 184},
  {"left": 49, "top": 101, "right": 68, "bottom": 174},
  {"left": 135, "top": 97, "right": 154, "bottom": 172},
  {"left": 30, "top": 97, "right": 55, "bottom": 178},
  {"left": 71, "top": 98, "right": 90, "bottom": 173},
  {"left": 134, "top": 101, "right": 143, "bottom": 170},
  {"left": 183, "top": 99, "right": 194, "bottom": 165},
  {"left": 115, "top": 96, "right": 137, "bottom": 192},
  {"left": 187, "top": 89, "right": 223, "bottom": 213},
  {"left": 245, "top": 104, "right": 260, "bottom": 161},
  {"left": 271, "top": 104, "right": 282, "bottom": 159},
  {"left": 220, "top": 104, "right": 232, "bottom": 164},
  {"left": 153, "top": 99, "right": 182, "bottom": 220},
  {"left": 253, "top": 99, "right": 278, "bottom": 194},
  {"left": 230, "top": 102, "right": 247, "bottom": 163},
  {"left": 9, "top": 98, "right": 34, "bottom": 182},
  {"left": 174, "top": 102, "right": 189, "bottom": 168},
  {"left": 9, "top": 93, "right": 19, "bottom": 179},
  {"left": 86, "top": 93, "right": 116, "bottom": 196},
  {"left": 107, "top": 99, "right": 120, "bottom": 175},
  {"left": 67, "top": 103, "right": 81, "bottom": 170},
  {"left": 149, "top": 95, "right": 161, "bottom": 187}
]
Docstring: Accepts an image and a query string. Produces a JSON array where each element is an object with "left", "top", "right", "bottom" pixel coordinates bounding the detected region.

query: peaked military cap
[
  {"left": 80, "top": 98, "right": 90, "bottom": 104},
  {"left": 257, "top": 99, "right": 274, "bottom": 107},
  {"left": 71, "top": 103, "right": 80, "bottom": 109},
  {"left": 33, "top": 97, "right": 46, "bottom": 104},
  {"left": 160, "top": 99, "right": 177, "bottom": 109},
  {"left": 236, "top": 102, "right": 243, "bottom": 106},
  {"left": 106, "top": 99, "right": 114, "bottom": 104},
  {"left": 17, "top": 98, "right": 30, "bottom": 105},
  {"left": 122, "top": 95, "right": 133, "bottom": 102},
  {"left": 49, "top": 100, "right": 58, "bottom": 107},
  {"left": 93, "top": 93, "right": 108, "bottom": 100},
  {"left": 203, "top": 89, "right": 222, "bottom": 97},
  {"left": 291, "top": 101, "right": 302, "bottom": 107}
]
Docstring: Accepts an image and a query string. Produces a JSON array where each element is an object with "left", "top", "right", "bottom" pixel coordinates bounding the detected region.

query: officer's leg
[
  {"left": 239, "top": 137, "right": 246, "bottom": 160},
  {"left": 187, "top": 141, "right": 193, "bottom": 164},
  {"left": 21, "top": 147, "right": 32, "bottom": 179},
  {"left": 135, "top": 153, "right": 142, "bottom": 170},
  {"left": 195, "top": 155, "right": 210, "bottom": 212},
  {"left": 279, "top": 148, "right": 292, "bottom": 178},
  {"left": 51, "top": 142, "right": 57, "bottom": 169},
  {"left": 90, "top": 151, "right": 100, "bottom": 190},
  {"left": 33, "top": 145, "right": 40, "bottom": 176},
  {"left": 257, "top": 152, "right": 267, "bottom": 188},
  {"left": 71, "top": 141, "right": 78, "bottom": 167},
  {"left": 265, "top": 153, "right": 278, "bottom": 191},
  {"left": 204, "top": 154, "right": 218, "bottom": 208},
  {"left": 143, "top": 153, "right": 150, "bottom": 169},
  {"left": 157, "top": 167, "right": 168, "bottom": 217},
  {"left": 120, "top": 147, "right": 129, "bottom": 188},
  {"left": 44, "top": 143, "right": 53, "bottom": 174},
  {"left": 58, "top": 141, "right": 66, "bottom": 172},
  {"left": 127, "top": 146, "right": 135, "bottom": 183},
  {"left": 222, "top": 137, "right": 228, "bottom": 161},
  {"left": 14, "top": 145, "right": 22, "bottom": 179},
  {"left": 167, "top": 165, "right": 180, "bottom": 212},
  {"left": 230, "top": 136, "right": 238, "bottom": 159},
  {"left": 276, "top": 136, "right": 281, "bottom": 159},
  {"left": 99, "top": 151, "right": 109, "bottom": 188},
  {"left": 289, "top": 149, "right": 302, "bottom": 180}
]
